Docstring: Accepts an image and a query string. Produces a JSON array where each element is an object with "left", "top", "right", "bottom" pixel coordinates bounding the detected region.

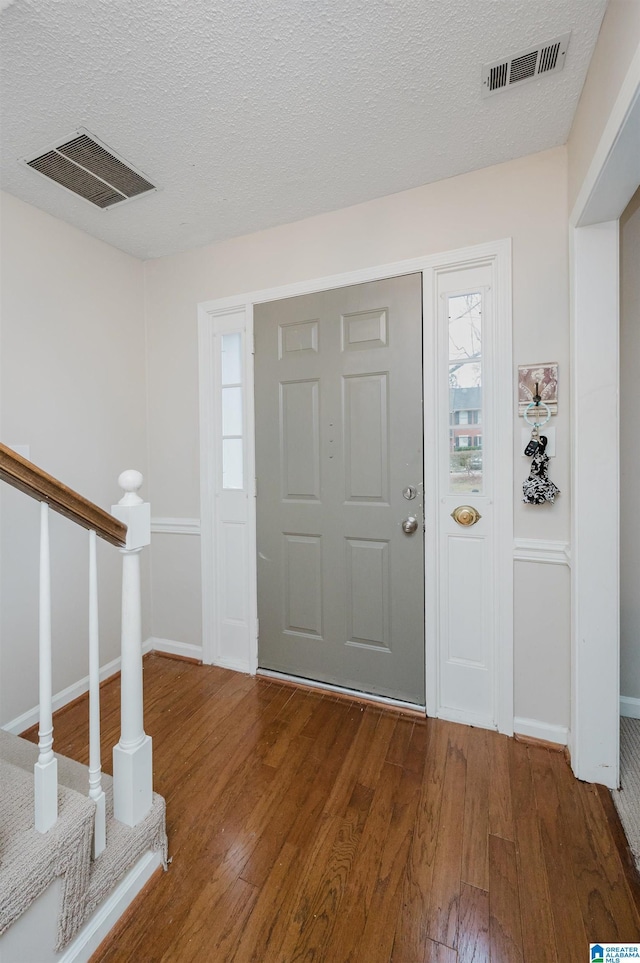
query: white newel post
[
  {"left": 35, "top": 501, "right": 58, "bottom": 833},
  {"left": 111, "top": 470, "right": 152, "bottom": 827}
]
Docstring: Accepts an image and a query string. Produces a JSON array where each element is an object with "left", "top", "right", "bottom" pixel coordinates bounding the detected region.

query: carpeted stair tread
[
  {"left": 84, "top": 789, "right": 166, "bottom": 922},
  {"left": 613, "top": 716, "right": 640, "bottom": 867},
  {"left": 0, "top": 730, "right": 167, "bottom": 950},
  {"left": 0, "top": 728, "right": 92, "bottom": 797},
  {"left": 0, "top": 757, "right": 95, "bottom": 948}
]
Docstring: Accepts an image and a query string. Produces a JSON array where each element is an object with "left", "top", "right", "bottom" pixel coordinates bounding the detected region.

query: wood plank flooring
[{"left": 24, "top": 654, "right": 640, "bottom": 962}]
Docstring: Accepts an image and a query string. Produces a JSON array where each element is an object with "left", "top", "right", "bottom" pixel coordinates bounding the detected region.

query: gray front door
[{"left": 254, "top": 274, "right": 424, "bottom": 704}]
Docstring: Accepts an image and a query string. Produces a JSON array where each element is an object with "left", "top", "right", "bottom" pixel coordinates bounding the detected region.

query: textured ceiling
[{"left": 0, "top": 0, "right": 607, "bottom": 260}]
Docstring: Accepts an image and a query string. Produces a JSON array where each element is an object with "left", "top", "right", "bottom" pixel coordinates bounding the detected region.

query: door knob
[{"left": 402, "top": 516, "right": 418, "bottom": 535}]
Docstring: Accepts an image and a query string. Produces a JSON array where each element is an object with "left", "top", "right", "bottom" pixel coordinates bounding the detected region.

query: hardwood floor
[{"left": 27, "top": 654, "right": 640, "bottom": 961}]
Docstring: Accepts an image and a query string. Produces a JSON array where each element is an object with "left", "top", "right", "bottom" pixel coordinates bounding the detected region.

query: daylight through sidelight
[
  {"left": 448, "top": 292, "right": 483, "bottom": 495},
  {"left": 221, "top": 332, "right": 244, "bottom": 490}
]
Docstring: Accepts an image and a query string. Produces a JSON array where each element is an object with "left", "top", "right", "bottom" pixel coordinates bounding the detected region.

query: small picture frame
[{"left": 518, "top": 363, "right": 558, "bottom": 415}]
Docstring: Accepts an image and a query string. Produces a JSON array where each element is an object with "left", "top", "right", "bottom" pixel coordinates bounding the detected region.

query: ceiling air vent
[
  {"left": 482, "top": 32, "right": 571, "bottom": 98},
  {"left": 21, "top": 128, "right": 157, "bottom": 209}
]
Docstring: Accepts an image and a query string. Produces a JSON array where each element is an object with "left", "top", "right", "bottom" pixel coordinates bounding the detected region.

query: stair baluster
[
  {"left": 34, "top": 501, "right": 58, "bottom": 832},
  {"left": 111, "top": 471, "right": 152, "bottom": 827},
  {"left": 88, "top": 528, "right": 106, "bottom": 856}
]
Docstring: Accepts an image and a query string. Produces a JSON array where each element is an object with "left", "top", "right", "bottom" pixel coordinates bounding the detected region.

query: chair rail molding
[
  {"left": 150, "top": 517, "right": 201, "bottom": 535},
  {"left": 513, "top": 538, "right": 571, "bottom": 566}
]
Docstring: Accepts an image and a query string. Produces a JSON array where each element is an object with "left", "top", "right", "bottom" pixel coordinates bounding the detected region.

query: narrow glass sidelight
[
  {"left": 221, "top": 331, "right": 243, "bottom": 384},
  {"left": 221, "top": 332, "right": 244, "bottom": 490},
  {"left": 222, "top": 386, "right": 243, "bottom": 436},
  {"left": 448, "top": 292, "right": 483, "bottom": 495}
]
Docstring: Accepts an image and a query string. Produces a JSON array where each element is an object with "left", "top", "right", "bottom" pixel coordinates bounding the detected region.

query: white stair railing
[
  {"left": 0, "top": 443, "right": 152, "bottom": 858},
  {"left": 111, "top": 470, "right": 152, "bottom": 828},
  {"left": 34, "top": 501, "right": 58, "bottom": 833},
  {"left": 0, "top": 446, "right": 155, "bottom": 843},
  {"left": 88, "top": 528, "right": 106, "bottom": 857}
]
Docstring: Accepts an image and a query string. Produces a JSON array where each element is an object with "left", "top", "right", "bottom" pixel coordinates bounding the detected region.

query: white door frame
[
  {"left": 570, "top": 46, "right": 640, "bottom": 787},
  {"left": 198, "top": 238, "right": 513, "bottom": 732}
]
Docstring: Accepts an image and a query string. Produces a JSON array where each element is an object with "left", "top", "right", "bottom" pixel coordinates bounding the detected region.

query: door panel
[
  {"left": 280, "top": 380, "right": 320, "bottom": 499},
  {"left": 346, "top": 538, "right": 390, "bottom": 649},
  {"left": 255, "top": 275, "right": 424, "bottom": 704},
  {"left": 343, "top": 373, "right": 389, "bottom": 501},
  {"left": 283, "top": 534, "right": 323, "bottom": 637},
  {"left": 446, "top": 534, "right": 487, "bottom": 665},
  {"left": 437, "top": 264, "right": 495, "bottom": 725}
]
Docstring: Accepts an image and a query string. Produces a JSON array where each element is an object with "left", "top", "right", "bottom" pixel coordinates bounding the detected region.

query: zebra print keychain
[{"left": 523, "top": 433, "right": 560, "bottom": 504}]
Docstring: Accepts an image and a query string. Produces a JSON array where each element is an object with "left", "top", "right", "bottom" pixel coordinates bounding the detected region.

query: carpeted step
[
  {"left": 0, "top": 728, "right": 90, "bottom": 796},
  {"left": 613, "top": 716, "right": 640, "bottom": 870},
  {"left": 0, "top": 756, "right": 95, "bottom": 949},
  {"left": 0, "top": 730, "right": 167, "bottom": 950}
]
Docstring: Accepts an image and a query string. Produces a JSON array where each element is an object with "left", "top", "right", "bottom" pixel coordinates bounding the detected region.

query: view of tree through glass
[{"left": 448, "top": 293, "right": 483, "bottom": 494}]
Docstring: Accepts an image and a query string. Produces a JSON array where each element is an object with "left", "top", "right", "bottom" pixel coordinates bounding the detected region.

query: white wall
[
  {"left": 620, "top": 187, "right": 640, "bottom": 704},
  {"left": 568, "top": 0, "right": 640, "bottom": 213},
  {"left": 144, "top": 146, "right": 571, "bottom": 734},
  {"left": 0, "top": 192, "right": 149, "bottom": 725}
]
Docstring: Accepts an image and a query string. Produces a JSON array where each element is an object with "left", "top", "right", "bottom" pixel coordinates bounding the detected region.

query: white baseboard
[
  {"left": 0, "top": 648, "right": 145, "bottom": 735},
  {"left": 620, "top": 695, "right": 640, "bottom": 719},
  {"left": 147, "top": 636, "right": 203, "bottom": 661},
  {"left": 210, "top": 655, "right": 254, "bottom": 674},
  {"left": 1, "top": 638, "right": 205, "bottom": 735},
  {"left": 514, "top": 716, "right": 568, "bottom": 745},
  {"left": 436, "top": 706, "right": 497, "bottom": 731},
  {"left": 60, "top": 850, "right": 163, "bottom": 962}
]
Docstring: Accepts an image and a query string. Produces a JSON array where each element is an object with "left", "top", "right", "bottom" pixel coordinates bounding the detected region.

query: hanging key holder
[
  {"left": 523, "top": 380, "right": 552, "bottom": 456},
  {"left": 523, "top": 399, "right": 551, "bottom": 433},
  {"left": 522, "top": 395, "right": 559, "bottom": 505}
]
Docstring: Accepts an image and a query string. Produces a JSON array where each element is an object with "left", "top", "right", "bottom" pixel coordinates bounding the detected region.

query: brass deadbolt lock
[{"left": 451, "top": 505, "right": 482, "bottom": 527}]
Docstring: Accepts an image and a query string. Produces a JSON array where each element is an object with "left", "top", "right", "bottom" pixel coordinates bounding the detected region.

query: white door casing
[
  {"left": 571, "top": 222, "right": 620, "bottom": 787},
  {"left": 569, "top": 45, "right": 640, "bottom": 788},
  {"left": 198, "top": 239, "right": 513, "bottom": 732}
]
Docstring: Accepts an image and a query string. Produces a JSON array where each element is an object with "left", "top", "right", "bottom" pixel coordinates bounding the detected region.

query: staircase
[{"left": 0, "top": 446, "right": 168, "bottom": 962}]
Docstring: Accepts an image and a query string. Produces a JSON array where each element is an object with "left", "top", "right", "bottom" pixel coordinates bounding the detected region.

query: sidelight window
[
  {"left": 448, "top": 292, "right": 483, "bottom": 494},
  {"left": 221, "top": 332, "right": 244, "bottom": 490}
]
